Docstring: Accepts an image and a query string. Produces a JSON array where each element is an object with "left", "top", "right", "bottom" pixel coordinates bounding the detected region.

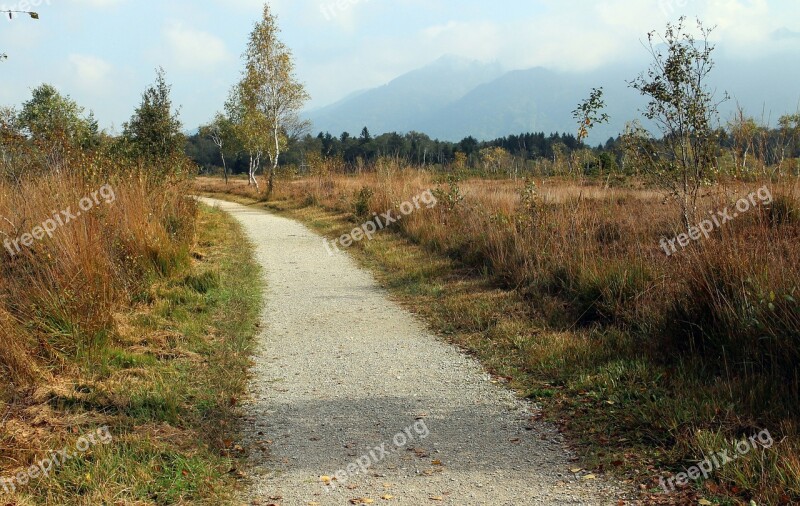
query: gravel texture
[{"left": 199, "top": 198, "right": 623, "bottom": 506}]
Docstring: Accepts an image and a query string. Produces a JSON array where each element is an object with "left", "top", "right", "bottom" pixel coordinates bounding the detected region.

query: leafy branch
[
  {"left": 2, "top": 10, "right": 39, "bottom": 20},
  {"left": 573, "top": 87, "right": 609, "bottom": 142}
]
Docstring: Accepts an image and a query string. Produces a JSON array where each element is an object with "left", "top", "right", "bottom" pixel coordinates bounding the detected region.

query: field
[{"left": 197, "top": 169, "right": 800, "bottom": 505}]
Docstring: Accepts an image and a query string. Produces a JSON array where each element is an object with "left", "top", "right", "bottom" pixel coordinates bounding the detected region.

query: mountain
[
  {"left": 305, "top": 55, "right": 504, "bottom": 136},
  {"left": 303, "top": 56, "right": 646, "bottom": 142},
  {"left": 304, "top": 54, "right": 800, "bottom": 143}
]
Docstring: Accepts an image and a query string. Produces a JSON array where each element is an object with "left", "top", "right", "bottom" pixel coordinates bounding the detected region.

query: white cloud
[
  {"left": 163, "top": 22, "right": 230, "bottom": 71},
  {"left": 68, "top": 53, "right": 113, "bottom": 93}
]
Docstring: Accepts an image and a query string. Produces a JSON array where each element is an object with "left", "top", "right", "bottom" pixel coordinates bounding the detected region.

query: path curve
[{"left": 199, "top": 198, "right": 622, "bottom": 506}]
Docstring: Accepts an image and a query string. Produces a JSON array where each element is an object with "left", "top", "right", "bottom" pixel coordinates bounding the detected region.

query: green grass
[{"left": 4, "top": 204, "right": 262, "bottom": 505}]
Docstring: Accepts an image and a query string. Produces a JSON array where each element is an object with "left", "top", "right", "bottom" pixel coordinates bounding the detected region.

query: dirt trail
[{"left": 199, "top": 198, "right": 622, "bottom": 506}]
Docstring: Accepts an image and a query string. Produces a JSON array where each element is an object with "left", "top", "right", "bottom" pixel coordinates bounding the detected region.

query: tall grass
[
  {"left": 0, "top": 165, "right": 195, "bottom": 394},
  {"left": 264, "top": 170, "right": 800, "bottom": 386}
]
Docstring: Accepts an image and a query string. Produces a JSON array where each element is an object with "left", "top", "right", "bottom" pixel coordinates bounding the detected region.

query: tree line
[
  {"left": 1, "top": 68, "right": 187, "bottom": 181},
  {"left": 187, "top": 119, "right": 800, "bottom": 179},
  {"left": 186, "top": 128, "right": 587, "bottom": 174}
]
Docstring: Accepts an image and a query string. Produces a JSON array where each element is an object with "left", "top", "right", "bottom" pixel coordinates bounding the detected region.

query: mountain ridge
[{"left": 304, "top": 53, "right": 800, "bottom": 143}]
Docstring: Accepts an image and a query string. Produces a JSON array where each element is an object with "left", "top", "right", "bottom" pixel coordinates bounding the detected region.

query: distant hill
[
  {"left": 305, "top": 55, "right": 504, "bottom": 137},
  {"left": 304, "top": 53, "right": 800, "bottom": 143}
]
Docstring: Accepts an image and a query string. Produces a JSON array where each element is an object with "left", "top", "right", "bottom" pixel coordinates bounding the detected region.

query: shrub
[{"left": 352, "top": 186, "right": 374, "bottom": 218}]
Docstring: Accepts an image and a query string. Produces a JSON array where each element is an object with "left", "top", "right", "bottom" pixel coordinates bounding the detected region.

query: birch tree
[
  {"left": 241, "top": 4, "right": 309, "bottom": 196},
  {"left": 628, "top": 18, "right": 726, "bottom": 229},
  {"left": 225, "top": 82, "right": 266, "bottom": 189},
  {"left": 200, "top": 113, "right": 235, "bottom": 184}
]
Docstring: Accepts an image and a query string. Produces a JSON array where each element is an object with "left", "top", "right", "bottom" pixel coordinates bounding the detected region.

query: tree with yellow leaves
[{"left": 240, "top": 3, "right": 310, "bottom": 196}]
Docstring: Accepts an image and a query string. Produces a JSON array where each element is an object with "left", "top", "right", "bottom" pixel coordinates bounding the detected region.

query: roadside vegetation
[{"left": 0, "top": 68, "right": 262, "bottom": 504}]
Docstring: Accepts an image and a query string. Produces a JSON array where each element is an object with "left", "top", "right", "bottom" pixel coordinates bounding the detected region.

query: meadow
[{"left": 197, "top": 165, "right": 800, "bottom": 505}]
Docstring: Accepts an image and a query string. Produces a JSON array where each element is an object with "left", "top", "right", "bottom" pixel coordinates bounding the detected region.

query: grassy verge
[
  {"left": 1, "top": 203, "right": 262, "bottom": 505},
  {"left": 197, "top": 176, "right": 798, "bottom": 506}
]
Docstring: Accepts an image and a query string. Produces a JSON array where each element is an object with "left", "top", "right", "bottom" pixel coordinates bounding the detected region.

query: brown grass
[{"left": 0, "top": 170, "right": 194, "bottom": 384}]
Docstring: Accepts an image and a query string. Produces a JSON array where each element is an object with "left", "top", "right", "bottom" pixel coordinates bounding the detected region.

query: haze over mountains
[{"left": 305, "top": 54, "right": 800, "bottom": 144}]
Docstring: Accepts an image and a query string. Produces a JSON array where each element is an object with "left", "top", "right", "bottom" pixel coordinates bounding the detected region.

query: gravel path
[{"left": 199, "top": 198, "right": 622, "bottom": 506}]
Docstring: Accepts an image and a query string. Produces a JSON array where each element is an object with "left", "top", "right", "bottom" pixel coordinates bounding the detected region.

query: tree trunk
[
  {"left": 267, "top": 123, "right": 280, "bottom": 198},
  {"left": 267, "top": 166, "right": 275, "bottom": 197},
  {"left": 248, "top": 153, "right": 260, "bottom": 190},
  {"left": 221, "top": 151, "right": 228, "bottom": 185}
]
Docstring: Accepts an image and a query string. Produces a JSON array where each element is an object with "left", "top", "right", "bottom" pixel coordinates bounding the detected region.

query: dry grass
[
  {"left": 0, "top": 150, "right": 265, "bottom": 503},
  {"left": 0, "top": 170, "right": 194, "bottom": 389}
]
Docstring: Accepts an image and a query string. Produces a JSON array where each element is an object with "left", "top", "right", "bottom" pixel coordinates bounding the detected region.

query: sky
[{"left": 0, "top": 0, "right": 798, "bottom": 132}]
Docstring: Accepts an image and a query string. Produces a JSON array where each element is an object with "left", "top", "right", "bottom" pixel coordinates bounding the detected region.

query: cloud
[
  {"left": 163, "top": 22, "right": 230, "bottom": 71},
  {"left": 68, "top": 54, "right": 113, "bottom": 93}
]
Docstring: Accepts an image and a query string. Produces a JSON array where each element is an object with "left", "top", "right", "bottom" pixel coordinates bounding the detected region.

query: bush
[{"left": 352, "top": 186, "right": 374, "bottom": 218}]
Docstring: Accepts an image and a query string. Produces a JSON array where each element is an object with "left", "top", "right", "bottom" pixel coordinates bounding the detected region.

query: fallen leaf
[
  {"left": 583, "top": 474, "right": 597, "bottom": 480},
  {"left": 349, "top": 499, "right": 374, "bottom": 505},
  {"left": 431, "top": 460, "right": 443, "bottom": 466},
  {"left": 411, "top": 448, "right": 430, "bottom": 458},
  {"left": 381, "top": 495, "right": 394, "bottom": 500},
  {"left": 698, "top": 500, "right": 712, "bottom": 506},
  {"left": 570, "top": 468, "right": 582, "bottom": 473},
  {"left": 429, "top": 497, "right": 443, "bottom": 501},
  {"left": 319, "top": 476, "right": 332, "bottom": 484}
]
